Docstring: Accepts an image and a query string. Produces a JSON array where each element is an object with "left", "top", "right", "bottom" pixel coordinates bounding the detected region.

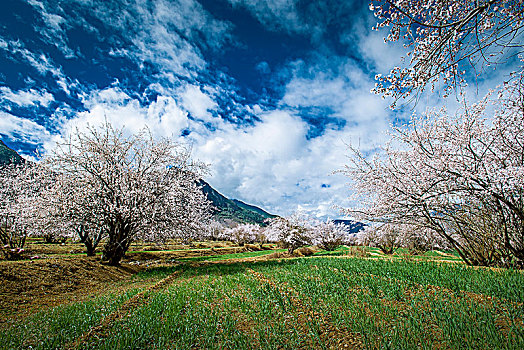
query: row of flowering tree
[
  {"left": 0, "top": 164, "right": 43, "bottom": 259},
  {"left": 0, "top": 122, "right": 212, "bottom": 265},
  {"left": 356, "top": 223, "right": 449, "bottom": 256},
  {"left": 214, "top": 213, "right": 353, "bottom": 254}
]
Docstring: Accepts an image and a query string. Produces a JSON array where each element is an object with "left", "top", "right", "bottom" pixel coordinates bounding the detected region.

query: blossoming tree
[
  {"left": 310, "top": 219, "right": 349, "bottom": 251},
  {"left": 221, "top": 223, "right": 260, "bottom": 246},
  {"left": 0, "top": 163, "right": 52, "bottom": 259},
  {"left": 342, "top": 0, "right": 524, "bottom": 267},
  {"left": 42, "top": 122, "right": 212, "bottom": 265},
  {"left": 265, "top": 213, "right": 314, "bottom": 254},
  {"left": 343, "top": 77, "right": 524, "bottom": 266}
]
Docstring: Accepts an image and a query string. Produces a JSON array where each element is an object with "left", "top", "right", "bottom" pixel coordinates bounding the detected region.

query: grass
[
  {"left": 91, "top": 258, "right": 523, "bottom": 349},
  {"left": 0, "top": 290, "right": 141, "bottom": 350},
  {"left": 256, "top": 258, "right": 524, "bottom": 346},
  {"left": 2, "top": 255, "right": 523, "bottom": 349}
]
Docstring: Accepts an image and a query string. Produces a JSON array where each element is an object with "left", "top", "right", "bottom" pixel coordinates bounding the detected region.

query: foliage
[
  {"left": 265, "top": 215, "right": 352, "bottom": 253},
  {"left": 357, "top": 224, "right": 402, "bottom": 254},
  {"left": 370, "top": 0, "right": 524, "bottom": 104}
]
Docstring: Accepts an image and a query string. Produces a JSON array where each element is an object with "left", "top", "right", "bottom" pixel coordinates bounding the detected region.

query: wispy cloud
[
  {"left": 0, "top": 39, "right": 73, "bottom": 95},
  {"left": 0, "top": 87, "right": 54, "bottom": 108},
  {"left": 25, "top": 0, "right": 77, "bottom": 58},
  {"left": 0, "top": 111, "right": 50, "bottom": 146}
]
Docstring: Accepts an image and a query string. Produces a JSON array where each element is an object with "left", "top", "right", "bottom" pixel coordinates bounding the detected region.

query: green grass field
[{"left": 1, "top": 254, "right": 523, "bottom": 349}]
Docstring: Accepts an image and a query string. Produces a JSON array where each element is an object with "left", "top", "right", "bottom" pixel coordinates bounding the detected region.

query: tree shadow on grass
[{"left": 134, "top": 257, "right": 302, "bottom": 281}]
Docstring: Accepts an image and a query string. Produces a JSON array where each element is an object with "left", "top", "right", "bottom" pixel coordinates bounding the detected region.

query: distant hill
[
  {"left": 0, "top": 140, "right": 24, "bottom": 165},
  {"left": 231, "top": 199, "right": 274, "bottom": 219},
  {"left": 198, "top": 180, "right": 276, "bottom": 225}
]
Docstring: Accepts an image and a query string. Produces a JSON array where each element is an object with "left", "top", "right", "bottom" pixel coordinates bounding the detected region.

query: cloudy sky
[{"left": 0, "top": 0, "right": 507, "bottom": 218}]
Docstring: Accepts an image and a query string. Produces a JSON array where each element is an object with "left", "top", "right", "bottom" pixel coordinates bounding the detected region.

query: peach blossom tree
[
  {"left": 343, "top": 76, "right": 524, "bottom": 266},
  {"left": 42, "top": 122, "right": 211, "bottom": 265}
]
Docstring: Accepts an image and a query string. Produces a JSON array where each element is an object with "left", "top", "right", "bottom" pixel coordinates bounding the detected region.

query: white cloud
[
  {"left": 0, "top": 111, "right": 51, "bottom": 145},
  {"left": 227, "top": 0, "right": 363, "bottom": 45},
  {"left": 0, "top": 40, "right": 72, "bottom": 95},
  {"left": 58, "top": 87, "right": 190, "bottom": 143},
  {"left": 180, "top": 85, "right": 217, "bottom": 122},
  {"left": 183, "top": 55, "right": 396, "bottom": 218},
  {"left": 281, "top": 57, "right": 392, "bottom": 128},
  {"left": 192, "top": 96, "right": 390, "bottom": 218},
  {"left": 193, "top": 110, "right": 310, "bottom": 210},
  {"left": 25, "top": 0, "right": 77, "bottom": 58},
  {"left": 228, "top": 0, "right": 304, "bottom": 33},
  {"left": 0, "top": 87, "right": 54, "bottom": 108},
  {"left": 48, "top": 87, "right": 363, "bottom": 218},
  {"left": 85, "top": 0, "right": 230, "bottom": 79},
  {"left": 19, "top": 0, "right": 232, "bottom": 81}
]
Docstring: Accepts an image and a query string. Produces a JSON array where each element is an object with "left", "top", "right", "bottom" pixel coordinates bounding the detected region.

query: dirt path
[{"left": 65, "top": 268, "right": 182, "bottom": 349}]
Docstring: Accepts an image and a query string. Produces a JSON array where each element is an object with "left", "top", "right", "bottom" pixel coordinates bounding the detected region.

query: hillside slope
[
  {"left": 198, "top": 180, "right": 275, "bottom": 225},
  {"left": 0, "top": 140, "right": 24, "bottom": 165}
]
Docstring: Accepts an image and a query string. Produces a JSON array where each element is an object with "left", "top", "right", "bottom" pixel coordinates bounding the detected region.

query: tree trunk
[
  {"left": 85, "top": 240, "right": 96, "bottom": 256},
  {"left": 101, "top": 221, "right": 132, "bottom": 266},
  {"left": 44, "top": 234, "right": 55, "bottom": 244},
  {"left": 77, "top": 225, "right": 99, "bottom": 257},
  {"left": 102, "top": 241, "right": 127, "bottom": 265}
]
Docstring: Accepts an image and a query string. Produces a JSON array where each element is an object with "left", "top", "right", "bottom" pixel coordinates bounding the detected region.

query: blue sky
[{"left": 0, "top": 0, "right": 507, "bottom": 218}]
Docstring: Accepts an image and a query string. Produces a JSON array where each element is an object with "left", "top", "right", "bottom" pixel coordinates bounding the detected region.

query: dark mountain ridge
[
  {"left": 198, "top": 180, "right": 276, "bottom": 225},
  {"left": 0, "top": 140, "right": 24, "bottom": 165}
]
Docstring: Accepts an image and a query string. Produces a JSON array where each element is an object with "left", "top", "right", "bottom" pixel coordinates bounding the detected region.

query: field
[{"left": 0, "top": 240, "right": 523, "bottom": 349}]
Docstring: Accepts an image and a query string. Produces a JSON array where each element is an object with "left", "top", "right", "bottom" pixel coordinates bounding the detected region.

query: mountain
[
  {"left": 0, "top": 140, "right": 24, "bottom": 165},
  {"left": 231, "top": 199, "right": 274, "bottom": 219},
  {"left": 198, "top": 180, "right": 276, "bottom": 225}
]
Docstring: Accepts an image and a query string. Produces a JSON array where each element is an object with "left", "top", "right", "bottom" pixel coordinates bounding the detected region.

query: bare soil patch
[{"left": 0, "top": 257, "right": 142, "bottom": 328}]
